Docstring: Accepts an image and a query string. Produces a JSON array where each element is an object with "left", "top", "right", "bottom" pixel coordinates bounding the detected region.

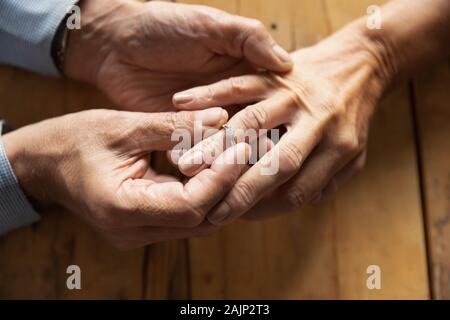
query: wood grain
[
  {"left": 413, "top": 62, "right": 450, "bottom": 299},
  {"left": 187, "top": 0, "right": 429, "bottom": 299}
]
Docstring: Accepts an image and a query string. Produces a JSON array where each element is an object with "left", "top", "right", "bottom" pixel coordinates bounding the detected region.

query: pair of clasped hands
[{"left": 3, "top": 0, "right": 412, "bottom": 249}]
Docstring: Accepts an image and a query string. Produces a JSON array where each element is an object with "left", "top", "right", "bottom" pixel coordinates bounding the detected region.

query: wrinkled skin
[
  {"left": 65, "top": 0, "right": 293, "bottom": 111},
  {"left": 172, "top": 0, "right": 450, "bottom": 225},
  {"left": 174, "top": 25, "right": 389, "bottom": 225},
  {"left": 3, "top": 108, "right": 250, "bottom": 249},
  {"left": 59, "top": 0, "right": 291, "bottom": 244}
]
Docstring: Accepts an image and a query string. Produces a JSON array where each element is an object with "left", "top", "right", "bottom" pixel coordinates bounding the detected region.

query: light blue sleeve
[
  {"left": 0, "top": 0, "right": 78, "bottom": 76},
  {"left": 0, "top": 121, "right": 40, "bottom": 235}
]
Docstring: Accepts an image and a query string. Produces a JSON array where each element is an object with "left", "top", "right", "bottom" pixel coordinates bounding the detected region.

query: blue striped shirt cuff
[
  {"left": 0, "top": 125, "right": 39, "bottom": 235},
  {"left": 0, "top": 0, "right": 78, "bottom": 76}
]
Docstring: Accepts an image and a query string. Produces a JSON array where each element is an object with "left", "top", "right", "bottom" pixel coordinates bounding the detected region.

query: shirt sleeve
[
  {"left": 0, "top": 121, "right": 40, "bottom": 235},
  {"left": 0, "top": 0, "right": 79, "bottom": 76}
]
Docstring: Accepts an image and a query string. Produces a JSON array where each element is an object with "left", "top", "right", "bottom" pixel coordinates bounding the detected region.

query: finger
[
  {"left": 178, "top": 94, "right": 292, "bottom": 176},
  {"left": 167, "top": 123, "right": 222, "bottom": 165},
  {"left": 242, "top": 151, "right": 365, "bottom": 219},
  {"left": 225, "top": 15, "right": 294, "bottom": 72},
  {"left": 121, "top": 108, "right": 228, "bottom": 152},
  {"left": 173, "top": 75, "right": 271, "bottom": 110},
  {"left": 280, "top": 144, "right": 354, "bottom": 208},
  {"left": 116, "top": 143, "right": 251, "bottom": 228},
  {"left": 207, "top": 118, "right": 323, "bottom": 226}
]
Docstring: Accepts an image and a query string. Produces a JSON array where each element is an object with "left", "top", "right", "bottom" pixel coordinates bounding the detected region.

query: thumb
[
  {"left": 121, "top": 107, "right": 228, "bottom": 152},
  {"left": 225, "top": 15, "right": 293, "bottom": 72}
]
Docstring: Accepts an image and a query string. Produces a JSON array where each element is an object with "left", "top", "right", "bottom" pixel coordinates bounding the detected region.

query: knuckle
[
  {"left": 232, "top": 181, "right": 256, "bottom": 209},
  {"left": 175, "top": 111, "right": 194, "bottom": 129},
  {"left": 279, "top": 142, "right": 304, "bottom": 174},
  {"left": 287, "top": 185, "right": 307, "bottom": 208},
  {"left": 205, "top": 85, "right": 216, "bottom": 103},
  {"left": 335, "top": 134, "right": 361, "bottom": 156},
  {"left": 156, "top": 112, "right": 193, "bottom": 136},
  {"left": 228, "top": 77, "right": 246, "bottom": 95},
  {"left": 247, "top": 18, "right": 265, "bottom": 32},
  {"left": 234, "top": 106, "right": 267, "bottom": 131},
  {"left": 167, "top": 112, "right": 179, "bottom": 128},
  {"left": 245, "top": 105, "right": 269, "bottom": 130},
  {"left": 195, "top": 6, "right": 225, "bottom": 28}
]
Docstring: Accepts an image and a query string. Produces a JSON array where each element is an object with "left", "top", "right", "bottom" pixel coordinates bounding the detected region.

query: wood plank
[
  {"left": 324, "top": 0, "right": 429, "bottom": 299},
  {"left": 413, "top": 61, "right": 450, "bottom": 299},
  {"left": 188, "top": 0, "right": 429, "bottom": 299},
  {"left": 144, "top": 151, "right": 190, "bottom": 299}
]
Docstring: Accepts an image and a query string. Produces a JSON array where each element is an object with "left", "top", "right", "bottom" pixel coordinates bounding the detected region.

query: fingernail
[
  {"left": 178, "top": 150, "right": 204, "bottom": 173},
  {"left": 273, "top": 45, "right": 292, "bottom": 64},
  {"left": 173, "top": 92, "right": 194, "bottom": 105},
  {"left": 207, "top": 202, "right": 231, "bottom": 225},
  {"left": 196, "top": 107, "right": 228, "bottom": 126}
]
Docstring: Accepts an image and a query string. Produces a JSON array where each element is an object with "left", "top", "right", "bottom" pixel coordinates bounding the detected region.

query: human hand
[
  {"left": 2, "top": 108, "right": 250, "bottom": 248},
  {"left": 173, "top": 23, "right": 393, "bottom": 224},
  {"left": 64, "top": 0, "right": 293, "bottom": 111}
]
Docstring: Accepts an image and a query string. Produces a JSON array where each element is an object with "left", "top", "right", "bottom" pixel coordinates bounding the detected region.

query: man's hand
[
  {"left": 2, "top": 108, "right": 250, "bottom": 248},
  {"left": 172, "top": 0, "right": 450, "bottom": 225},
  {"left": 64, "top": 0, "right": 293, "bottom": 111},
  {"left": 173, "top": 22, "right": 390, "bottom": 224}
]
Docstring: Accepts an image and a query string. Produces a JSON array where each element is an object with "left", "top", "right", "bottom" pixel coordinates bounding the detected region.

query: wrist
[
  {"left": 295, "top": 21, "right": 392, "bottom": 103},
  {"left": 347, "top": 19, "right": 399, "bottom": 92},
  {"left": 64, "top": 0, "right": 135, "bottom": 83},
  {"left": 2, "top": 120, "right": 70, "bottom": 207}
]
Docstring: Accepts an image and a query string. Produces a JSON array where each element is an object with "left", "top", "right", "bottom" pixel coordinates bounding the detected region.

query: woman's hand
[
  {"left": 173, "top": 23, "right": 392, "bottom": 225},
  {"left": 2, "top": 108, "right": 251, "bottom": 248},
  {"left": 64, "top": 0, "right": 292, "bottom": 112}
]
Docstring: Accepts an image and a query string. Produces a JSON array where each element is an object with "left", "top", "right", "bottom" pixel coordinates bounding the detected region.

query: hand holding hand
[
  {"left": 174, "top": 24, "right": 391, "bottom": 224},
  {"left": 2, "top": 108, "right": 250, "bottom": 248}
]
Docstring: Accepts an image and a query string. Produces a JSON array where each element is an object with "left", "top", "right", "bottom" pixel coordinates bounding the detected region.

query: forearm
[{"left": 359, "top": 0, "right": 449, "bottom": 86}]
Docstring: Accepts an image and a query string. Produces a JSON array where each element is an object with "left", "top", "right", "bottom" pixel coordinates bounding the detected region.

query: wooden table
[{"left": 0, "top": 0, "right": 449, "bottom": 299}]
